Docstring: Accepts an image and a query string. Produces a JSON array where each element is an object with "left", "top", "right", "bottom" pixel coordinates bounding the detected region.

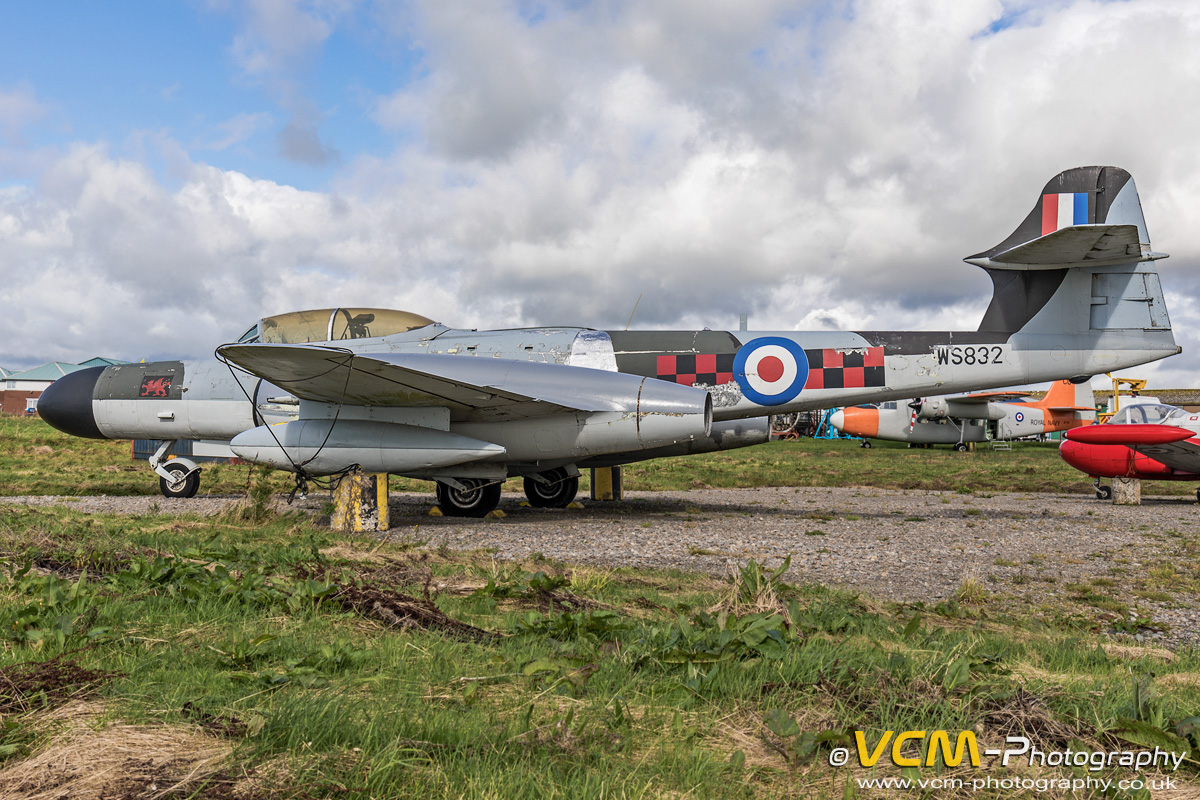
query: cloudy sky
[{"left": 2, "top": 0, "right": 1199, "bottom": 390}]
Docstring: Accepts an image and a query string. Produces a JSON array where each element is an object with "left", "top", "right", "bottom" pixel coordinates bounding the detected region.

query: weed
[{"left": 954, "top": 575, "right": 989, "bottom": 605}]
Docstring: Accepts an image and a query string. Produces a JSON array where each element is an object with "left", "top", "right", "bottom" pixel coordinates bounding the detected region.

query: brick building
[{"left": 1, "top": 358, "right": 126, "bottom": 415}]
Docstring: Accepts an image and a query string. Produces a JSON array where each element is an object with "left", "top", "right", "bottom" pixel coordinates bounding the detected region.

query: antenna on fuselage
[{"left": 625, "top": 294, "right": 643, "bottom": 331}]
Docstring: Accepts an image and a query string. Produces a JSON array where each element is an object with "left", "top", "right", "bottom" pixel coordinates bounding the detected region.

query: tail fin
[
  {"left": 968, "top": 166, "right": 1172, "bottom": 338},
  {"left": 1037, "top": 379, "right": 1095, "bottom": 412}
]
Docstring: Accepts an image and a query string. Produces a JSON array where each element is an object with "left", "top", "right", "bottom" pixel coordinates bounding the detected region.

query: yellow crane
[{"left": 1099, "top": 374, "right": 1148, "bottom": 422}]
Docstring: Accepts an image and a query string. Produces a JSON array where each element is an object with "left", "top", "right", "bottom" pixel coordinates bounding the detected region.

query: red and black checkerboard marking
[
  {"left": 656, "top": 353, "right": 736, "bottom": 386},
  {"left": 804, "top": 347, "right": 884, "bottom": 390}
]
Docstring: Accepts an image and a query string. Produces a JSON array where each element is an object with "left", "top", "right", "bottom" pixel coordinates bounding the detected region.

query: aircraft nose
[
  {"left": 829, "top": 410, "right": 845, "bottom": 430},
  {"left": 38, "top": 366, "right": 107, "bottom": 439}
]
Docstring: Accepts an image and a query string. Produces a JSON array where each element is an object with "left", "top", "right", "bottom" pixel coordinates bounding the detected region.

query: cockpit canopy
[
  {"left": 1109, "top": 403, "right": 1188, "bottom": 425},
  {"left": 237, "top": 308, "right": 435, "bottom": 345}
]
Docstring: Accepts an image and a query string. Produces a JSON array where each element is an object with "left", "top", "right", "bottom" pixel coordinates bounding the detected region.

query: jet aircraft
[
  {"left": 828, "top": 380, "right": 1096, "bottom": 450},
  {"left": 1061, "top": 404, "right": 1200, "bottom": 500},
  {"left": 38, "top": 166, "right": 1180, "bottom": 516}
]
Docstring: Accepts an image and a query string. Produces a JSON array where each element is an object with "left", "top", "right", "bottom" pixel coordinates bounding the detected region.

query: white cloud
[
  {"left": 195, "top": 112, "right": 275, "bottom": 151},
  {"left": 0, "top": 83, "right": 48, "bottom": 145},
  {"left": 4, "top": 0, "right": 1200, "bottom": 393}
]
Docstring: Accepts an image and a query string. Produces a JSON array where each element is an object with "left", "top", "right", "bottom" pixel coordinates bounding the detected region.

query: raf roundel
[
  {"left": 1014, "top": 411, "right": 1025, "bottom": 423},
  {"left": 733, "top": 337, "right": 809, "bottom": 406}
]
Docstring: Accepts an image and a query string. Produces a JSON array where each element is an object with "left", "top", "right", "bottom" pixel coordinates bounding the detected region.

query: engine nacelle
[{"left": 914, "top": 397, "right": 950, "bottom": 420}]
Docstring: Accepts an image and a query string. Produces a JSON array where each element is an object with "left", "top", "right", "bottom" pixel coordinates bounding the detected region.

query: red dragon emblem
[{"left": 139, "top": 376, "right": 173, "bottom": 398}]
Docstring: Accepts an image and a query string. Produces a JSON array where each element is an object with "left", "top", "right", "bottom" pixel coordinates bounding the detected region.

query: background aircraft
[
  {"left": 829, "top": 380, "right": 1096, "bottom": 450},
  {"left": 1061, "top": 403, "right": 1200, "bottom": 500},
  {"left": 38, "top": 166, "right": 1179, "bottom": 516}
]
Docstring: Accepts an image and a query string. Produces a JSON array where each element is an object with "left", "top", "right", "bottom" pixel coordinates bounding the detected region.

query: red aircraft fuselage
[{"left": 1059, "top": 404, "right": 1200, "bottom": 481}]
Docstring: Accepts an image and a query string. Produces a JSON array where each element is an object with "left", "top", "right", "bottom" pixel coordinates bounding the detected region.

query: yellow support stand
[
  {"left": 590, "top": 466, "right": 623, "bottom": 501},
  {"left": 331, "top": 470, "right": 390, "bottom": 531}
]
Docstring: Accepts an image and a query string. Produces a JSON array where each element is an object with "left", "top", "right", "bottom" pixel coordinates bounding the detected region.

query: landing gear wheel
[
  {"left": 953, "top": 442, "right": 968, "bottom": 452},
  {"left": 436, "top": 479, "right": 502, "bottom": 518},
  {"left": 159, "top": 463, "right": 200, "bottom": 498},
  {"left": 523, "top": 469, "right": 580, "bottom": 508},
  {"left": 860, "top": 440, "right": 872, "bottom": 449},
  {"left": 1194, "top": 487, "right": 1200, "bottom": 503},
  {"left": 1096, "top": 485, "right": 1113, "bottom": 501}
]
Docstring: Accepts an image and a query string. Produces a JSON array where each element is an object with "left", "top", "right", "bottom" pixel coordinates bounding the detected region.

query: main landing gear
[
  {"left": 522, "top": 467, "right": 580, "bottom": 508},
  {"left": 434, "top": 468, "right": 581, "bottom": 517},
  {"left": 1093, "top": 478, "right": 1112, "bottom": 501},
  {"left": 435, "top": 479, "right": 503, "bottom": 518}
]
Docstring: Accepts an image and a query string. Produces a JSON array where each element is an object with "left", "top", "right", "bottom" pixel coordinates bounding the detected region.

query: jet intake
[{"left": 229, "top": 419, "right": 505, "bottom": 475}]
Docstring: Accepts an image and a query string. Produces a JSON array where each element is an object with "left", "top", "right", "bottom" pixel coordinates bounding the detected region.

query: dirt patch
[
  {"left": 980, "top": 689, "right": 1092, "bottom": 750},
  {"left": 0, "top": 656, "right": 122, "bottom": 714},
  {"left": 330, "top": 581, "right": 500, "bottom": 641}
]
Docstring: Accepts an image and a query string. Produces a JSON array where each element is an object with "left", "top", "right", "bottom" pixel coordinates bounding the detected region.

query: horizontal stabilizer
[
  {"left": 1064, "top": 424, "right": 1193, "bottom": 446},
  {"left": 971, "top": 224, "right": 1146, "bottom": 269}
]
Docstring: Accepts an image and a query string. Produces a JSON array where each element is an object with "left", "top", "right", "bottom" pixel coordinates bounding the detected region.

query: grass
[
  {"left": 5, "top": 416, "right": 1200, "bottom": 796},
  {"left": 1, "top": 506, "right": 1199, "bottom": 798},
  {"left": 6, "top": 414, "right": 1191, "bottom": 498}
]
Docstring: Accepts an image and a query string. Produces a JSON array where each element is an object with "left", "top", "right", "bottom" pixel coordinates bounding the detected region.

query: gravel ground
[{"left": 5, "top": 486, "right": 1199, "bottom": 646}]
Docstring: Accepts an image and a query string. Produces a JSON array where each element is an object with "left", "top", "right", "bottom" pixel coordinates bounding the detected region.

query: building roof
[
  {"left": 77, "top": 356, "right": 127, "bottom": 367},
  {"left": 5, "top": 362, "right": 88, "bottom": 381},
  {"left": 4, "top": 357, "right": 129, "bottom": 383}
]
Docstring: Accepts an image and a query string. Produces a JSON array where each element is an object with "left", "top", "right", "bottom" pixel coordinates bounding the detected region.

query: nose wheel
[
  {"left": 1093, "top": 478, "right": 1112, "bottom": 501},
  {"left": 159, "top": 462, "right": 201, "bottom": 498},
  {"left": 436, "top": 479, "right": 503, "bottom": 517}
]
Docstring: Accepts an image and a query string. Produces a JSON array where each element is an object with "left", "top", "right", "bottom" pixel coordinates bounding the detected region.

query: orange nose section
[{"left": 834, "top": 407, "right": 879, "bottom": 438}]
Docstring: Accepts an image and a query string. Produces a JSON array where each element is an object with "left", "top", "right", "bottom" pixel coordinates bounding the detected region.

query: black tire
[
  {"left": 860, "top": 440, "right": 872, "bottom": 449},
  {"left": 953, "top": 442, "right": 968, "bottom": 452},
  {"left": 523, "top": 469, "right": 580, "bottom": 508},
  {"left": 159, "top": 463, "right": 200, "bottom": 498},
  {"left": 1096, "top": 485, "right": 1113, "bottom": 501},
  {"left": 1194, "top": 487, "right": 1199, "bottom": 503},
  {"left": 436, "top": 479, "right": 502, "bottom": 518}
]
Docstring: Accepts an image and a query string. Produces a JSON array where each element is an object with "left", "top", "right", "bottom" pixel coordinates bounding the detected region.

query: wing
[
  {"left": 1131, "top": 439, "right": 1200, "bottom": 474},
  {"left": 952, "top": 392, "right": 1032, "bottom": 404},
  {"left": 217, "top": 344, "right": 647, "bottom": 422}
]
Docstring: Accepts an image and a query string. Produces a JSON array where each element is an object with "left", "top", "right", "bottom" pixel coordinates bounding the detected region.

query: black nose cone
[{"left": 39, "top": 366, "right": 106, "bottom": 439}]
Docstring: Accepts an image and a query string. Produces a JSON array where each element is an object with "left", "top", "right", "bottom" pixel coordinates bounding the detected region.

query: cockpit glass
[
  {"left": 1111, "top": 403, "right": 1181, "bottom": 425},
  {"left": 240, "top": 308, "right": 435, "bottom": 344}
]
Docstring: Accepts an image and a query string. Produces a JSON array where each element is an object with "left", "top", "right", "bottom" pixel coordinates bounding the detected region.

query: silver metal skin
[{"left": 35, "top": 166, "right": 1181, "bottom": 514}]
